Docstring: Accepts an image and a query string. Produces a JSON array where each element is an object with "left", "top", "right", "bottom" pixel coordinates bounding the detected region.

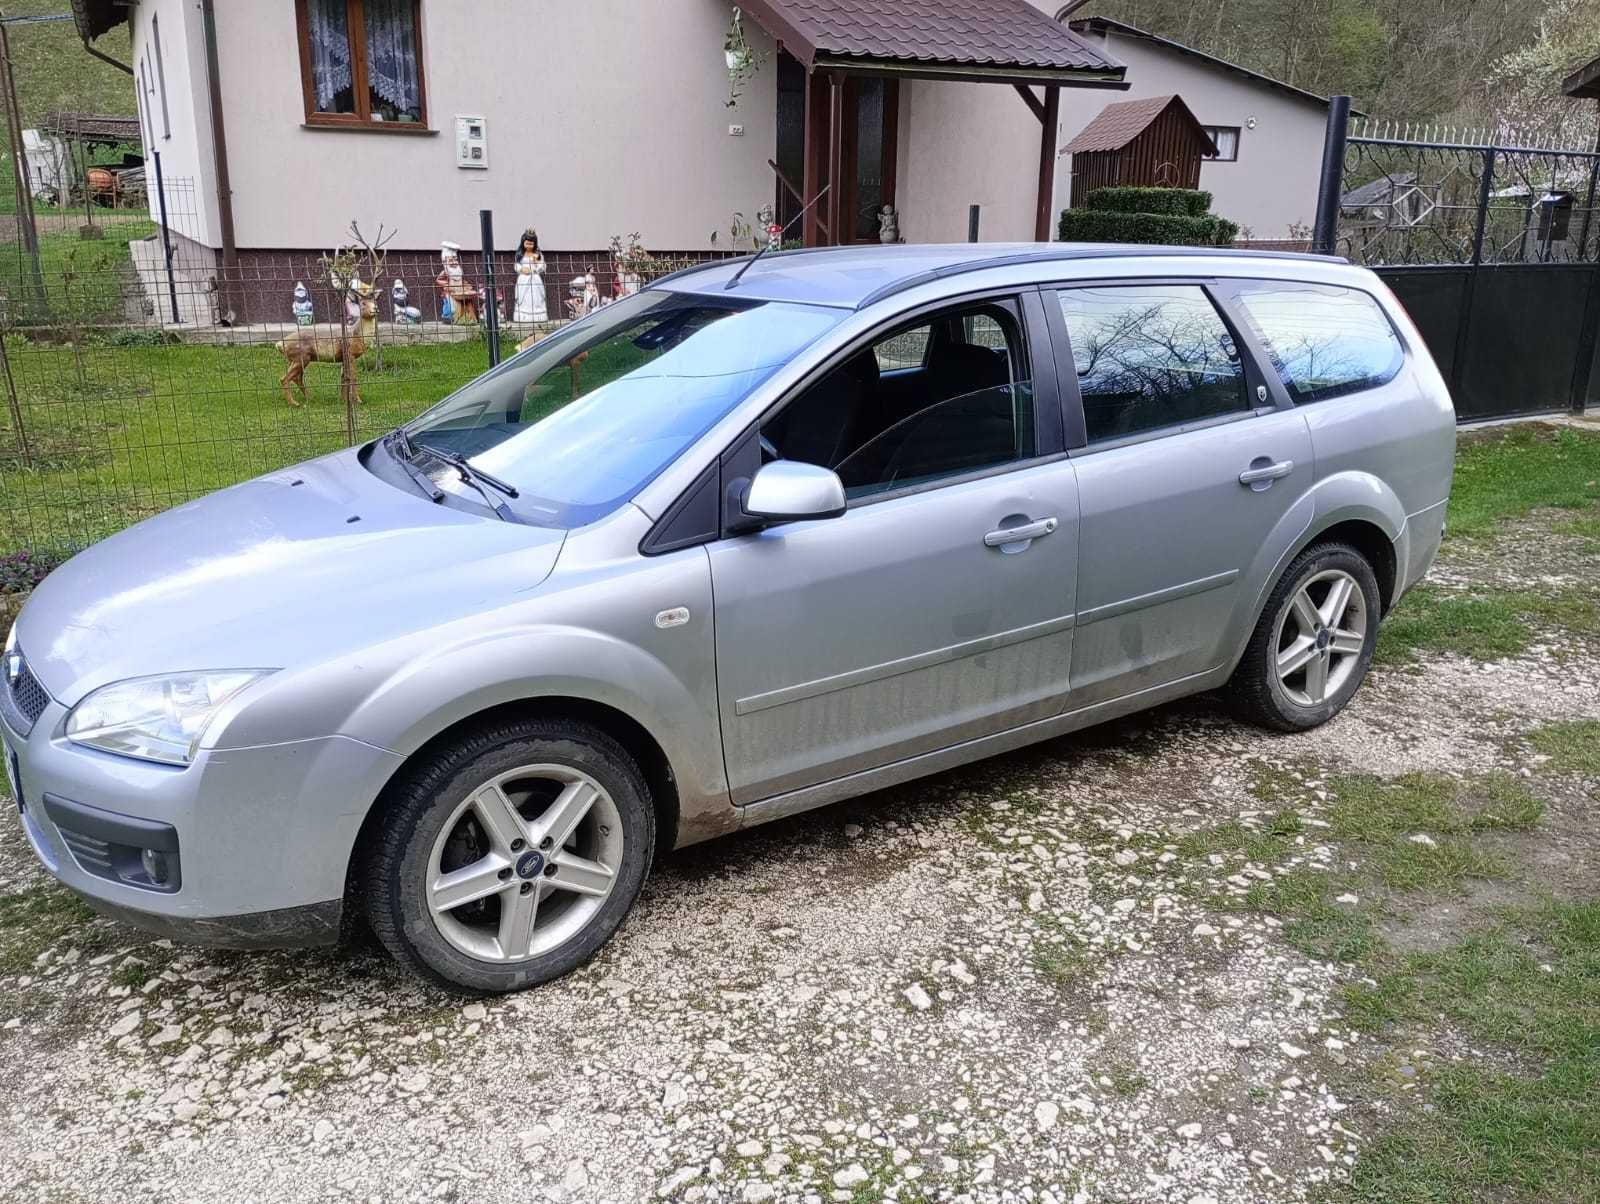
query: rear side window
[
  {"left": 1233, "top": 282, "right": 1404, "bottom": 404},
  {"left": 1057, "top": 285, "right": 1249, "bottom": 443}
]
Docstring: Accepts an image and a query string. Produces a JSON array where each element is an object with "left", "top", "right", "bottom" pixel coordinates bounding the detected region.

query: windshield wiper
[
  {"left": 417, "top": 444, "right": 520, "bottom": 521},
  {"left": 383, "top": 428, "right": 444, "bottom": 503}
]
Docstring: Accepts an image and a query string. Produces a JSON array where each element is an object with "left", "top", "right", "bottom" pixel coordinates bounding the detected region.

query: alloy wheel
[
  {"left": 1272, "top": 568, "right": 1368, "bottom": 708},
  {"left": 425, "top": 764, "right": 623, "bottom": 962}
]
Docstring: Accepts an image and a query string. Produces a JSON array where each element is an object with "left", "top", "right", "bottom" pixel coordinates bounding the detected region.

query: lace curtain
[
  {"left": 307, "top": 0, "right": 353, "bottom": 112},
  {"left": 364, "top": 0, "right": 420, "bottom": 119}
]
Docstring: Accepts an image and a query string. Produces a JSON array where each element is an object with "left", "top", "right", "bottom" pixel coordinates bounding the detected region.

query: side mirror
[{"left": 742, "top": 460, "right": 847, "bottom": 523}]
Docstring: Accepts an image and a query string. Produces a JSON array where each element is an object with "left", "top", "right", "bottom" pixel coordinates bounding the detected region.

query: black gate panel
[
  {"left": 1461, "top": 267, "right": 1595, "bottom": 419},
  {"left": 1377, "top": 268, "right": 1467, "bottom": 391}
]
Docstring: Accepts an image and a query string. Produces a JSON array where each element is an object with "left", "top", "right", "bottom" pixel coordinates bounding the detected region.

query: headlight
[{"left": 66, "top": 670, "right": 274, "bottom": 766}]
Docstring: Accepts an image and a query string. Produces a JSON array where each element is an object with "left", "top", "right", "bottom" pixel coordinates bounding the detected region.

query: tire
[
  {"left": 1227, "top": 541, "right": 1381, "bottom": 733},
  {"left": 363, "top": 718, "right": 655, "bottom": 994}
]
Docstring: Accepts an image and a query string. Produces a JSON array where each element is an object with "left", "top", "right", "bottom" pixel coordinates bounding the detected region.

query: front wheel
[
  {"left": 1227, "top": 542, "right": 1380, "bottom": 732},
  {"left": 363, "top": 719, "right": 655, "bottom": 994}
]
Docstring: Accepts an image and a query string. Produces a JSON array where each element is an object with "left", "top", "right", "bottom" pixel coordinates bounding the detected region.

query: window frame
[
  {"left": 294, "top": 0, "right": 431, "bottom": 134},
  {"left": 1219, "top": 278, "right": 1410, "bottom": 407},
  {"left": 645, "top": 287, "right": 1065, "bottom": 551},
  {"left": 1203, "top": 125, "right": 1240, "bottom": 162},
  {"left": 1044, "top": 277, "right": 1284, "bottom": 456}
]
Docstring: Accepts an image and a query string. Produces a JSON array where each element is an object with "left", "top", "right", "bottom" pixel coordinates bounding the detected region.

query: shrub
[
  {"left": 0, "top": 549, "right": 69, "bottom": 594},
  {"left": 1083, "top": 186, "right": 1212, "bottom": 217},
  {"left": 1057, "top": 208, "right": 1238, "bottom": 247}
]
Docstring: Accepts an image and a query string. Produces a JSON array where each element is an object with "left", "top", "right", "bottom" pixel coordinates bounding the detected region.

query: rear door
[{"left": 1046, "top": 279, "right": 1314, "bottom": 706}]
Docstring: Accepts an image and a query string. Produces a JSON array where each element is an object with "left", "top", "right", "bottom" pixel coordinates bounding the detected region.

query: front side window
[
  {"left": 1233, "top": 282, "right": 1405, "bottom": 404},
  {"left": 298, "top": 0, "right": 425, "bottom": 127},
  {"left": 406, "top": 290, "right": 842, "bottom": 528},
  {"left": 1058, "top": 285, "right": 1248, "bottom": 444},
  {"left": 766, "top": 301, "right": 1034, "bottom": 499}
]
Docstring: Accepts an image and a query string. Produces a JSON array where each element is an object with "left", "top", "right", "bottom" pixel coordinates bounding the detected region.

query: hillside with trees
[{"left": 1081, "top": 0, "right": 1600, "bottom": 146}]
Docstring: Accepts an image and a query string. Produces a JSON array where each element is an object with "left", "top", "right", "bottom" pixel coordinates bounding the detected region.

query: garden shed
[{"left": 1063, "top": 94, "right": 1215, "bottom": 207}]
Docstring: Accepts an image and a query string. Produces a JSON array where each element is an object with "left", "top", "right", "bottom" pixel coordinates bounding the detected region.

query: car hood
[{"left": 17, "top": 449, "right": 567, "bottom": 704}]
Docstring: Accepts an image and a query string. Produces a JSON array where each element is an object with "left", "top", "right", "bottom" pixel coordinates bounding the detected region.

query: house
[
  {"left": 77, "top": 0, "right": 1136, "bottom": 322},
  {"left": 1062, "top": 17, "right": 1345, "bottom": 241},
  {"left": 72, "top": 2, "right": 1341, "bottom": 323},
  {"left": 1060, "top": 94, "right": 1216, "bottom": 206}
]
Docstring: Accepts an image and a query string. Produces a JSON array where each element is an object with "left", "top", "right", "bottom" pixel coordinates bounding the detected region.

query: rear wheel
[
  {"left": 1228, "top": 542, "right": 1380, "bottom": 732},
  {"left": 364, "top": 719, "right": 654, "bottom": 994}
]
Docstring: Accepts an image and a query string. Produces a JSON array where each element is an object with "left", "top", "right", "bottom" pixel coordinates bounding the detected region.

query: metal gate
[{"left": 1314, "top": 105, "right": 1599, "bottom": 422}]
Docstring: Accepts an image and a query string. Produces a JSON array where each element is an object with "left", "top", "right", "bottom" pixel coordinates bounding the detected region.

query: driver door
[{"left": 707, "top": 294, "right": 1080, "bottom": 805}]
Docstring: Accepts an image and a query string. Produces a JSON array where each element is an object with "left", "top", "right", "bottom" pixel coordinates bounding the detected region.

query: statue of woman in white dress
[{"left": 513, "top": 228, "right": 548, "bottom": 323}]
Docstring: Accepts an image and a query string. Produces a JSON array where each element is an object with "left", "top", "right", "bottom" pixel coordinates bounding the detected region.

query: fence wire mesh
[
  {"left": 1337, "top": 137, "right": 1600, "bottom": 267},
  {"left": 0, "top": 173, "right": 722, "bottom": 556}
]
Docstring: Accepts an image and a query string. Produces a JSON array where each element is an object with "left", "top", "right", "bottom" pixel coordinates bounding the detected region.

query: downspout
[
  {"left": 1053, "top": 0, "right": 1094, "bottom": 20},
  {"left": 199, "top": 0, "right": 238, "bottom": 320},
  {"left": 80, "top": 37, "right": 133, "bottom": 75}
]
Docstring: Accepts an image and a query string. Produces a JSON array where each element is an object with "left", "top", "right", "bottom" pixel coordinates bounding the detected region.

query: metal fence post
[
  {"left": 1311, "top": 95, "right": 1351, "bottom": 254},
  {"left": 968, "top": 204, "right": 981, "bottom": 243},
  {"left": 152, "top": 150, "right": 181, "bottom": 324},
  {"left": 480, "top": 209, "right": 500, "bottom": 368},
  {"left": 1442, "top": 146, "right": 1497, "bottom": 402}
]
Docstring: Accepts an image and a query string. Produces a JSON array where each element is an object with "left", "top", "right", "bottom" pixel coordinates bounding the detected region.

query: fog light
[{"left": 140, "top": 847, "right": 170, "bottom": 886}]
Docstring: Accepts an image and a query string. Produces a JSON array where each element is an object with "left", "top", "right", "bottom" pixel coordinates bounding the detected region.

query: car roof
[{"left": 657, "top": 242, "right": 1347, "bottom": 311}]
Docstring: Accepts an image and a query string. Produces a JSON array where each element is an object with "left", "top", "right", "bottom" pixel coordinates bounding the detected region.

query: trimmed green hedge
[
  {"left": 1058, "top": 208, "right": 1239, "bottom": 247},
  {"left": 1083, "top": 186, "right": 1212, "bottom": 217}
]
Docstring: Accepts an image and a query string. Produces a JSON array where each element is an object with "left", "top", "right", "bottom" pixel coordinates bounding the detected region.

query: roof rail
[
  {"left": 854, "top": 245, "right": 1347, "bottom": 309},
  {"left": 648, "top": 243, "right": 872, "bottom": 292}
]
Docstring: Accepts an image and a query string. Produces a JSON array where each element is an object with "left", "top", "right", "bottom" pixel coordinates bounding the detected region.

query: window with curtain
[
  {"left": 1203, "top": 125, "right": 1240, "bottom": 161},
  {"left": 297, "top": 0, "right": 426, "bottom": 128}
]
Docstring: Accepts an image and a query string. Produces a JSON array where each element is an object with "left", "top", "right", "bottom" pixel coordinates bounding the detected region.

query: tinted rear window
[{"left": 1234, "top": 282, "right": 1404, "bottom": 404}]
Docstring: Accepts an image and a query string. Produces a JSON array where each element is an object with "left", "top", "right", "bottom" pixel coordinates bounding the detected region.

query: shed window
[
  {"left": 1233, "top": 282, "right": 1404, "bottom": 405},
  {"left": 296, "top": 0, "right": 427, "bottom": 129},
  {"left": 1203, "top": 125, "right": 1239, "bottom": 161}
]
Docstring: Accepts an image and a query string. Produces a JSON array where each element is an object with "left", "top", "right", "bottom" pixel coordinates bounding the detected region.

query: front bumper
[{"left": 4, "top": 691, "right": 404, "bottom": 947}]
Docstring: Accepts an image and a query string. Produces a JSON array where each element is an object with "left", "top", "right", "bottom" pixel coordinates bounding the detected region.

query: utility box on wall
[{"left": 455, "top": 116, "right": 488, "bottom": 169}]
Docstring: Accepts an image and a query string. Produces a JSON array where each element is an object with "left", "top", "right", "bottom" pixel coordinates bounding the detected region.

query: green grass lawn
[
  {"left": 1, "top": 333, "right": 491, "bottom": 552},
  {"left": 1446, "top": 424, "right": 1600, "bottom": 538},
  {"left": 0, "top": 213, "right": 157, "bottom": 322}
]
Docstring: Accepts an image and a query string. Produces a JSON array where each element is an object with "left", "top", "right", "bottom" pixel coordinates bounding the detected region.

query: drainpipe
[
  {"left": 200, "top": 0, "right": 239, "bottom": 320},
  {"left": 1053, "top": 0, "right": 1095, "bottom": 21},
  {"left": 79, "top": 37, "right": 133, "bottom": 75}
]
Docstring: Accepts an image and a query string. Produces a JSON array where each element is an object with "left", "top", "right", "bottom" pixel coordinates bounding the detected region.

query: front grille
[{"left": 1, "top": 650, "right": 49, "bottom": 736}]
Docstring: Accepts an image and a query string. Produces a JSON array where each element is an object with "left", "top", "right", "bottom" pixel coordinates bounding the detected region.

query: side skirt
[{"left": 737, "top": 665, "right": 1229, "bottom": 830}]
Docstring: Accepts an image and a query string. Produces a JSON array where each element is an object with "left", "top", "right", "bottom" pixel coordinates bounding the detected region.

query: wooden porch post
[
  {"left": 826, "top": 70, "right": 846, "bottom": 246},
  {"left": 802, "top": 68, "right": 822, "bottom": 247},
  {"left": 1035, "top": 85, "right": 1061, "bottom": 242}
]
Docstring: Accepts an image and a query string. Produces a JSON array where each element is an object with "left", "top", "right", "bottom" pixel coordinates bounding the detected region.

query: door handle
[
  {"left": 984, "top": 517, "right": 1058, "bottom": 547},
  {"left": 1238, "top": 458, "right": 1294, "bottom": 488}
]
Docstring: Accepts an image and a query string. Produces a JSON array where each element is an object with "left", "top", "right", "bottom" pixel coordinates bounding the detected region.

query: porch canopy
[{"left": 738, "top": 0, "right": 1128, "bottom": 243}]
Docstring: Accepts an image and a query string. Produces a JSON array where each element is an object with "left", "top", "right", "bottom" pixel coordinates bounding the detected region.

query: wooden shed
[{"left": 1063, "top": 94, "right": 1216, "bottom": 206}]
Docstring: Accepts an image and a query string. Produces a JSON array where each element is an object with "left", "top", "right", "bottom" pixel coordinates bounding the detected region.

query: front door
[
  {"left": 708, "top": 295, "right": 1075, "bottom": 804},
  {"left": 1049, "top": 282, "right": 1315, "bottom": 706},
  {"left": 786, "top": 68, "right": 899, "bottom": 246}
]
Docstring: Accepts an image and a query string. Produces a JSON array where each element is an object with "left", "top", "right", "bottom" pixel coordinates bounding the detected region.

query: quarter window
[
  {"left": 297, "top": 0, "right": 426, "bottom": 128},
  {"left": 1057, "top": 285, "right": 1249, "bottom": 444},
  {"left": 1233, "top": 282, "right": 1405, "bottom": 404},
  {"left": 767, "top": 301, "right": 1035, "bottom": 499}
]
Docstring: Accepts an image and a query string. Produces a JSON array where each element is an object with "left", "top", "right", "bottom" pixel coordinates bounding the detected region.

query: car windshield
[{"left": 403, "top": 289, "right": 843, "bottom": 528}]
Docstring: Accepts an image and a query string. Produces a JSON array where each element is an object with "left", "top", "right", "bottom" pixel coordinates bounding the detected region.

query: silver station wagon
[{"left": 3, "top": 244, "right": 1454, "bottom": 993}]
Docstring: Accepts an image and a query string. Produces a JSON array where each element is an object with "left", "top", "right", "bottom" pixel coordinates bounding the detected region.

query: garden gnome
[
  {"left": 436, "top": 241, "right": 463, "bottom": 321},
  {"left": 878, "top": 204, "right": 900, "bottom": 244},
  {"left": 292, "top": 281, "right": 313, "bottom": 325},
  {"left": 757, "top": 203, "right": 780, "bottom": 250},
  {"left": 513, "top": 227, "right": 548, "bottom": 323},
  {"left": 391, "top": 278, "right": 421, "bottom": 324}
]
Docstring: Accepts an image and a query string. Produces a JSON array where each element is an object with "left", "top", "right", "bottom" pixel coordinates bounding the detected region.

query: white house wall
[
  {"left": 1060, "top": 31, "right": 1329, "bottom": 239},
  {"left": 167, "top": 0, "right": 780, "bottom": 252},
  {"left": 129, "top": 0, "right": 222, "bottom": 248}
]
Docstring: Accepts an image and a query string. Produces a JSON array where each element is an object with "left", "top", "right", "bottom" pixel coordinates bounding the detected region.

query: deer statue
[{"left": 275, "top": 292, "right": 379, "bottom": 408}]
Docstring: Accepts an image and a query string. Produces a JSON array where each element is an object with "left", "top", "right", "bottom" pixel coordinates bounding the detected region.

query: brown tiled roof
[
  {"left": 738, "top": 0, "right": 1125, "bottom": 79},
  {"left": 1063, "top": 94, "right": 1211, "bottom": 154}
]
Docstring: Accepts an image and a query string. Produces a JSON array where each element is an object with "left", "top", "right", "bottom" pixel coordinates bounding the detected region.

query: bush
[
  {"left": 1083, "top": 186, "right": 1212, "bottom": 217},
  {"left": 1057, "top": 208, "right": 1239, "bottom": 247},
  {"left": 0, "top": 549, "right": 68, "bottom": 594}
]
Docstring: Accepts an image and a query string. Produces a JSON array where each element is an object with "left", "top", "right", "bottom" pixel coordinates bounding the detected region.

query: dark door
[{"left": 840, "top": 76, "right": 899, "bottom": 243}]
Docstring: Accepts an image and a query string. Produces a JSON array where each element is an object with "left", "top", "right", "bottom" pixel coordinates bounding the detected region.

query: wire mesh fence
[{"left": 0, "top": 177, "right": 724, "bottom": 556}]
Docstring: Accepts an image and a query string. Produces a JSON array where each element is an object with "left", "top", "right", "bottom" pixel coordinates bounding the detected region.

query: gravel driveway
[{"left": 4, "top": 458, "right": 1598, "bottom": 1204}]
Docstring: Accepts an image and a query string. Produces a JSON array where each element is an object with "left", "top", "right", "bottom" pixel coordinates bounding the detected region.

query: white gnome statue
[
  {"left": 391, "top": 278, "right": 422, "bottom": 324},
  {"left": 292, "top": 281, "right": 313, "bottom": 326},
  {"left": 436, "top": 241, "right": 463, "bottom": 321}
]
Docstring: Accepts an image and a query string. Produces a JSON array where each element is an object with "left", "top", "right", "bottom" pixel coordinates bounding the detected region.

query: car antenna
[{"left": 724, "top": 184, "right": 832, "bottom": 291}]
